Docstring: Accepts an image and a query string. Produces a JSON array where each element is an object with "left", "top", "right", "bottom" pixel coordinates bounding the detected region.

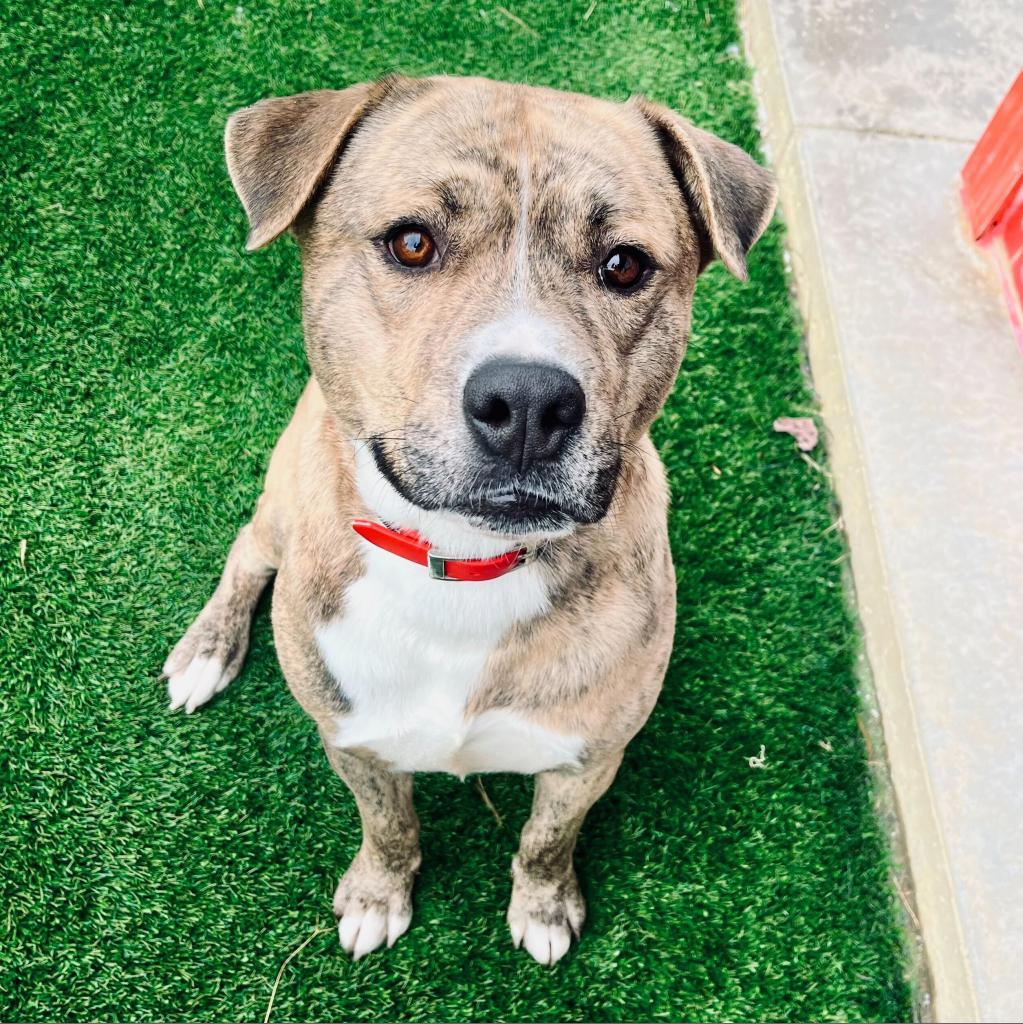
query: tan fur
[{"left": 166, "top": 74, "right": 775, "bottom": 963}]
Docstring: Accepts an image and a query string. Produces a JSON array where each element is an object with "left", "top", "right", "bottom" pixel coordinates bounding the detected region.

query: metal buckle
[
  {"left": 427, "top": 551, "right": 454, "bottom": 580},
  {"left": 515, "top": 546, "right": 538, "bottom": 568},
  {"left": 426, "top": 545, "right": 537, "bottom": 581}
]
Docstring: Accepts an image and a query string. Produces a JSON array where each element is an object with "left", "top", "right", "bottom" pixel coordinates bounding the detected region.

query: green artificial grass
[{"left": 0, "top": 1, "right": 912, "bottom": 1020}]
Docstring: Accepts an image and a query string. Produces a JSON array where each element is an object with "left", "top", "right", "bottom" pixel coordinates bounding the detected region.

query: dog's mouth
[
  {"left": 452, "top": 488, "right": 575, "bottom": 533},
  {"left": 368, "top": 436, "right": 622, "bottom": 536},
  {"left": 368, "top": 436, "right": 617, "bottom": 536}
]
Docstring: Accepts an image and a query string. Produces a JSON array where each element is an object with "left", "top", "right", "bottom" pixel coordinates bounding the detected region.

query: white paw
[
  {"left": 509, "top": 914, "right": 575, "bottom": 965},
  {"left": 165, "top": 656, "right": 233, "bottom": 713},
  {"left": 337, "top": 902, "right": 411, "bottom": 960},
  {"left": 507, "top": 869, "right": 585, "bottom": 966}
]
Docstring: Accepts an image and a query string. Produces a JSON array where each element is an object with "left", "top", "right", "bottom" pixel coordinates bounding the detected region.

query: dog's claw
[
  {"left": 350, "top": 907, "right": 388, "bottom": 960},
  {"left": 507, "top": 905, "right": 578, "bottom": 965},
  {"left": 338, "top": 910, "right": 361, "bottom": 954},
  {"left": 387, "top": 909, "right": 412, "bottom": 948},
  {"left": 521, "top": 919, "right": 572, "bottom": 965},
  {"left": 337, "top": 902, "right": 410, "bottom": 959}
]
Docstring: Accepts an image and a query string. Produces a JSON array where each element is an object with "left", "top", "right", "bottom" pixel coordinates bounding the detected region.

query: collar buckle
[
  {"left": 427, "top": 550, "right": 454, "bottom": 581},
  {"left": 427, "top": 544, "right": 536, "bottom": 581},
  {"left": 515, "top": 546, "right": 538, "bottom": 568}
]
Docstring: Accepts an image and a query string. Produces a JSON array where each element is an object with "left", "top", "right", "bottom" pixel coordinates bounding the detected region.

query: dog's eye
[
  {"left": 599, "top": 246, "right": 649, "bottom": 292},
  {"left": 386, "top": 226, "right": 436, "bottom": 268}
]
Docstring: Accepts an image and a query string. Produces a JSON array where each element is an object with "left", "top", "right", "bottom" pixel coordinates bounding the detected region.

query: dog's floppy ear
[
  {"left": 225, "top": 81, "right": 387, "bottom": 251},
  {"left": 630, "top": 97, "right": 777, "bottom": 280}
]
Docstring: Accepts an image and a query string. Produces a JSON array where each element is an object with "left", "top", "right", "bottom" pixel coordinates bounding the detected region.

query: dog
[{"left": 164, "top": 74, "right": 775, "bottom": 965}]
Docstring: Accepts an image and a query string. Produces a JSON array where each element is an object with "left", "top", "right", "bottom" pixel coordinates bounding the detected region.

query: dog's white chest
[{"left": 315, "top": 544, "right": 584, "bottom": 776}]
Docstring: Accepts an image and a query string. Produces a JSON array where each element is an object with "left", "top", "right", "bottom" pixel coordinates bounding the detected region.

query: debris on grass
[
  {"left": 891, "top": 872, "right": 922, "bottom": 932},
  {"left": 494, "top": 5, "right": 540, "bottom": 37},
  {"left": 801, "top": 451, "right": 831, "bottom": 478},
  {"left": 264, "top": 925, "right": 333, "bottom": 1024},
  {"left": 475, "top": 776, "right": 508, "bottom": 831},
  {"left": 773, "top": 416, "right": 819, "bottom": 451}
]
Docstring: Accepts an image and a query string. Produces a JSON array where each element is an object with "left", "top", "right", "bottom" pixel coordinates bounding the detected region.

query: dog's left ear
[{"left": 630, "top": 97, "right": 777, "bottom": 280}]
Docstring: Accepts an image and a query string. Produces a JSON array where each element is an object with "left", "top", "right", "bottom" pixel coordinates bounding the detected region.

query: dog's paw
[
  {"left": 163, "top": 609, "right": 248, "bottom": 713},
  {"left": 507, "top": 862, "right": 585, "bottom": 965},
  {"left": 165, "top": 655, "right": 236, "bottom": 714},
  {"left": 333, "top": 855, "right": 416, "bottom": 960}
]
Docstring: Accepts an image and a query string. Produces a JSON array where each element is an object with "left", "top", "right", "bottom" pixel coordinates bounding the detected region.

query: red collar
[{"left": 352, "top": 518, "right": 537, "bottom": 582}]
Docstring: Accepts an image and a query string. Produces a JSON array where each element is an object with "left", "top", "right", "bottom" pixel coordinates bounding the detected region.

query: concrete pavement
[{"left": 742, "top": 2, "right": 1023, "bottom": 1019}]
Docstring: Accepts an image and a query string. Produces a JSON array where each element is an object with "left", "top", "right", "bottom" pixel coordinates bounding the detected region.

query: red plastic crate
[{"left": 961, "top": 69, "right": 1023, "bottom": 350}]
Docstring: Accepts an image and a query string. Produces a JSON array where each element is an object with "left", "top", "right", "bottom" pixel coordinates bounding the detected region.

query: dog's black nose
[{"left": 463, "top": 360, "right": 586, "bottom": 471}]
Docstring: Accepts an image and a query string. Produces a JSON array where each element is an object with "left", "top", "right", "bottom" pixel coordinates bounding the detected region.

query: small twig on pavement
[
  {"left": 856, "top": 714, "right": 875, "bottom": 760},
  {"left": 892, "top": 872, "right": 921, "bottom": 932}
]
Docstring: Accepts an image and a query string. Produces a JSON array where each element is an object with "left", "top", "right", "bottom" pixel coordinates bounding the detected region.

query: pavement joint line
[{"left": 788, "top": 122, "right": 975, "bottom": 146}]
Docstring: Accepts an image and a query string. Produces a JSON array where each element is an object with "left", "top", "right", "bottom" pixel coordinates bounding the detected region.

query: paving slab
[
  {"left": 743, "top": 1, "right": 1023, "bottom": 1020},
  {"left": 761, "top": 0, "right": 1020, "bottom": 141}
]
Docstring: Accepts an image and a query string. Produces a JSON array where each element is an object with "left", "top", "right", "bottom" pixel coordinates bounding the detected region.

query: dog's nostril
[
  {"left": 541, "top": 402, "right": 567, "bottom": 434},
  {"left": 480, "top": 396, "right": 512, "bottom": 429},
  {"left": 540, "top": 404, "right": 560, "bottom": 435},
  {"left": 542, "top": 394, "right": 584, "bottom": 433}
]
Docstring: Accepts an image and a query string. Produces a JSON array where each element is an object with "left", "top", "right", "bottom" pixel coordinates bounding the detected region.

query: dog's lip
[
  {"left": 457, "top": 488, "right": 567, "bottom": 518},
  {"left": 368, "top": 437, "right": 575, "bottom": 527}
]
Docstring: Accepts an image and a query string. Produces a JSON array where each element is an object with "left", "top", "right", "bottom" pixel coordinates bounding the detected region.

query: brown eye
[
  {"left": 600, "top": 245, "right": 649, "bottom": 292},
  {"left": 387, "top": 226, "right": 436, "bottom": 268}
]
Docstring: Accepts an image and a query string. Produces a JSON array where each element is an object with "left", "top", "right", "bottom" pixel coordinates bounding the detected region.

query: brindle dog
[{"left": 165, "top": 75, "right": 776, "bottom": 964}]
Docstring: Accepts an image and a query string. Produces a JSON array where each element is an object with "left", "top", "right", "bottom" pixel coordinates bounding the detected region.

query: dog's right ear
[{"left": 224, "top": 81, "right": 387, "bottom": 251}]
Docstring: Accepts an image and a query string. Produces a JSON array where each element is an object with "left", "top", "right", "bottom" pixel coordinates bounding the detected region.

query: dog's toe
[{"left": 166, "top": 655, "right": 232, "bottom": 713}]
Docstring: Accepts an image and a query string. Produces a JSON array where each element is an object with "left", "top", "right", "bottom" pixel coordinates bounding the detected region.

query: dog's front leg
[
  {"left": 164, "top": 522, "right": 276, "bottom": 713},
  {"left": 508, "top": 753, "right": 623, "bottom": 965},
  {"left": 320, "top": 738, "right": 422, "bottom": 959}
]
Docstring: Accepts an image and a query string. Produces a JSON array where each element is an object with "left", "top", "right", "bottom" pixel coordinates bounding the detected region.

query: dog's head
[{"left": 226, "top": 75, "right": 775, "bottom": 538}]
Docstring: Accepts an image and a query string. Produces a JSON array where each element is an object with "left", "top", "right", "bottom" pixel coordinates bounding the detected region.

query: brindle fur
[{"left": 165, "top": 74, "right": 775, "bottom": 963}]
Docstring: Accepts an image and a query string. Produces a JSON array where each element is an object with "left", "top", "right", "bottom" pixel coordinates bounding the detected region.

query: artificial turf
[{"left": 0, "top": 1, "right": 913, "bottom": 1020}]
